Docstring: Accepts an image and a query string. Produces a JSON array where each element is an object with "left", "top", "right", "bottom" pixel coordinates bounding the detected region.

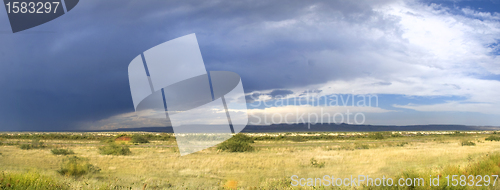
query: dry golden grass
[{"left": 0, "top": 133, "right": 499, "bottom": 189}]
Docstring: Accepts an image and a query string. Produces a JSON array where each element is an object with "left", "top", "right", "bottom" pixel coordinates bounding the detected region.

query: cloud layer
[{"left": 0, "top": 0, "right": 499, "bottom": 130}]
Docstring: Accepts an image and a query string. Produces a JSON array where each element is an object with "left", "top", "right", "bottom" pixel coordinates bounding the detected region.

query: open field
[{"left": 1, "top": 131, "right": 500, "bottom": 189}]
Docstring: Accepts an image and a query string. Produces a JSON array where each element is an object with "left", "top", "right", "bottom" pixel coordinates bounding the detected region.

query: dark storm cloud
[{"left": 0, "top": 0, "right": 399, "bottom": 130}]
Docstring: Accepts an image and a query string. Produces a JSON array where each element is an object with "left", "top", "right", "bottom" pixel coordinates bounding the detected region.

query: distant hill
[{"left": 110, "top": 123, "right": 500, "bottom": 133}]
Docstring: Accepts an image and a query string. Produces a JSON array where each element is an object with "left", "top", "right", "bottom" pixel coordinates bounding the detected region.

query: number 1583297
[{"left": 5, "top": 2, "right": 60, "bottom": 14}]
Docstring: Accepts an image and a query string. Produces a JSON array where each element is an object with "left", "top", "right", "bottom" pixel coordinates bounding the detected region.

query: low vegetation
[
  {"left": 98, "top": 142, "right": 132, "bottom": 155},
  {"left": 354, "top": 143, "right": 370, "bottom": 149},
  {"left": 1, "top": 131, "right": 499, "bottom": 189},
  {"left": 0, "top": 132, "right": 174, "bottom": 141},
  {"left": 57, "top": 156, "right": 100, "bottom": 177},
  {"left": 19, "top": 138, "right": 45, "bottom": 150},
  {"left": 217, "top": 134, "right": 254, "bottom": 152},
  {"left": 51, "top": 148, "right": 75, "bottom": 155},
  {"left": 485, "top": 135, "right": 500, "bottom": 141},
  {"left": 461, "top": 140, "right": 476, "bottom": 146},
  {"left": 397, "top": 142, "right": 409, "bottom": 146},
  {"left": 369, "top": 132, "right": 385, "bottom": 140},
  {"left": 387, "top": 153, "right": 500, "bottom": 189},
  {"left": 0, "top": 171, "right": 69, "bottom": 189},
  {"left": 310, "top": 158, "right": 325, "bottom": 168},
  {"left": 288, "top": 135, "right": 307, "bottom": 142},
  {"left": 131, "top": 134, "right": 149, "bottom": 144}
]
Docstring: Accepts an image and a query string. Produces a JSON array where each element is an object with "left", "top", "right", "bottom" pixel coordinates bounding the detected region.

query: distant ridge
[
  {"left": 3, "top": 124, "right": 497, "bottom": 133},
  {"left": 110, "top": 123, "right": 500, "bottom": 133}
]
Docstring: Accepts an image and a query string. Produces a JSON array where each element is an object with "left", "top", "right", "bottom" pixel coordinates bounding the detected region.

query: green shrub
[
  {"left": 217, "top": 140, "right": 254, "bottom": 152},
  {"left": 369, "top": 132, "right": 385, "bottom": 140},
  {"left": 57, "top": 156, "right": 100, "bottom": 177},
  {"left": 98, "top": 143, "right": 132, "bottom": 155},
  {"left": 485, "top": 135, "right": 500, "bottom": 141},
  {"left": 310, "top": 158, "right": 325, "bottom": 168},
  {"left": 19, "top": 144, "right": 32, "bottom": 150},
  {"left": 217, "top": 134, "right": 255, "bottom": 152},
  {"left": 230, "top": 133, "right": 254, "bottom": 143},
  {"left": 0, "top": 171, "right": 69, "bottom": 189},
  {"left": 131, "top": 134, "right": 149, "bottom": 144},
  {"left": 461, "top": 140, "right": 476, "bottom": 146},
  {"left": 51, "top": 148, "right": 75, "bottom": 155}
]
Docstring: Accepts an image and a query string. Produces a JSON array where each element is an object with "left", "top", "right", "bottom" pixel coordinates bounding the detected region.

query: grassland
[{"left": 0, "top": 131, "right": 500, "bottom": 189}]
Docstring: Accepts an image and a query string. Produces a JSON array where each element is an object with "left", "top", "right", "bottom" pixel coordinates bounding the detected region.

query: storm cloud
[{"left": 0, "top": 0, "right": 499, "bottom": 130}]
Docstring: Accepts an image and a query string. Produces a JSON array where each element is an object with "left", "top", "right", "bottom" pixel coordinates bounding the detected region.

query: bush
[
  {"left": 217, "top": 140, "right": 254, "bottom": 152},
  {"left": 19, "top": 144, "right": 32, "bottom": 150},
  {"left": 485, "top": 135, "right": 500, "bottom": 141},
  {"left": 368, "top": 132, "right": 385, "bottom": 140},
  {"left": 98, "top": 143, "right": 132, "bottom": 155},
  {"left": 51, "top": 148, "right": 75, "bottom": 155},
  {"left": 310, "top": 158, "right": 325, "bottom": 168},
  {"left": 461, "top": 140, "right": 476, "bottom": 146},
  {"left": 57, "top": 156, "right": 100, "bottom": 177},
  {"left": 0, "top": 171, "right": 69, "bottom": 189},
  {"left": 131, "top": 134, "right": 149, "bottom": 144},
  {"left": 217, "top": 134, "right": 255, "bottom": 152},
  {"left": 230, "top": 133, "right": 254, "bottom": 143}
]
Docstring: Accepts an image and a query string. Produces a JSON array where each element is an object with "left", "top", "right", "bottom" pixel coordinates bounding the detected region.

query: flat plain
[{"left": 1, "top": 131, "right": 500, "bottom": 189}]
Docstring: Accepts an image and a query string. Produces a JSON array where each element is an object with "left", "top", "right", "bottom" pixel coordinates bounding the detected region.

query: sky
[{"left": 0, "top": 0, "right": 500, "bottom": 131}]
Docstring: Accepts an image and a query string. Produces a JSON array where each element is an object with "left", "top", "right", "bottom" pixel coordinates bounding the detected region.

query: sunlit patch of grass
[
  {"left": 0, "top": 171, "right": 69, "bottom": 189},
  {"left": 1, "top": 131, "right": 500, "bottom": 189}
]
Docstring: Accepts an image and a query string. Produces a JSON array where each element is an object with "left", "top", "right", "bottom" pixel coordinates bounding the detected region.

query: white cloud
[{"left": 247, "top": 0, "right": 500, "bottom": 116}]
